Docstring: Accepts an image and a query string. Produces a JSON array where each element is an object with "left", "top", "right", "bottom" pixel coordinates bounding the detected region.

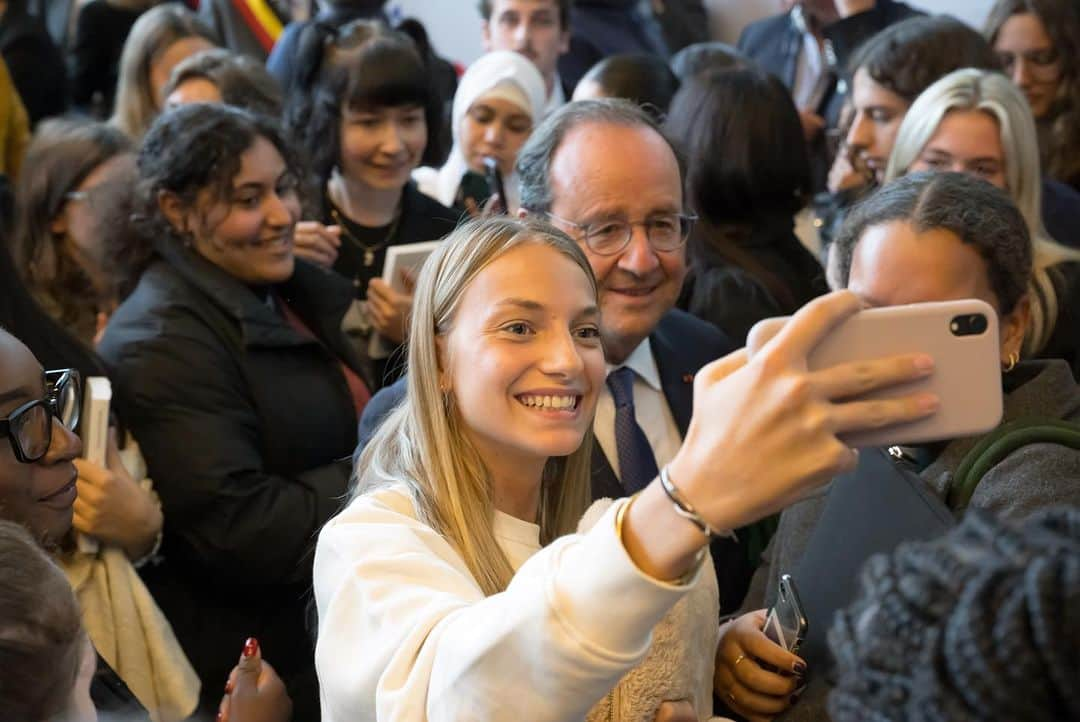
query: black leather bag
[{"left": 793, "top": 448, "right": 955, "bottom": 670}]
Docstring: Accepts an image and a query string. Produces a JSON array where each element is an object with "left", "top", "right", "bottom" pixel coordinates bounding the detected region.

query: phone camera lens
[{"left": 950, "top": 313, "right": 988, "bottom": 336}]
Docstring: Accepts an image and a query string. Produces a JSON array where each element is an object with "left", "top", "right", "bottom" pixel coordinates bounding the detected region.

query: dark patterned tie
[{"left": 607, "top": 366, "right": 660, "bottom": 494}]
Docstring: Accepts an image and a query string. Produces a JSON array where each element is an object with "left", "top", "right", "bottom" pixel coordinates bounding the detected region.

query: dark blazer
[
  {"left": 737, "top": 2, "right": 922, "bottom": 107},
  {"left": 558, "top": 0, "right": 670, "bottom": 92},
  {"left": 0, "top": 5, "right": 68, "bottom": 124},
  {"left": 1043, "top": 177, "right": 1080, "bottom": 248},
  {"left": 355, "top": 309, "right": 756, "bottom": 612},
  {"left": 68, "top": 0, "right": 142, "bottom": 115},
  {"left": 98, "top": 240, "right": 361, "bottom": 720},
  {"left": 737, "top": 2, "right": 922, "bottom": 189}
]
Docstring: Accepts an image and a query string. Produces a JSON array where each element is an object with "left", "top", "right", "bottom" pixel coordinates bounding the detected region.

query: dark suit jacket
[
  {"left": 737, "top": 2, "right": 922, "bottom": 189},
  {"left": 354, "top": 309, "right": 757, "bottom": 612},
  {"left": 737, "top": 2, "right": 922, "bottom": 107}
]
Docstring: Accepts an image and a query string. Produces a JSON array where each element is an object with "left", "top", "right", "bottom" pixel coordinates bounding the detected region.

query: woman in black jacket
[
  {"left": 97, "top": 104, "right": 362, "bottom": 720},
  {"left": 665, "top": 67, "right": 826, "bottom": 344}
]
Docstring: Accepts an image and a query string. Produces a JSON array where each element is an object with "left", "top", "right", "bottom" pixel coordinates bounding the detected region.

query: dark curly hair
[
  {"left": 985, "top": 0, "right": 1080, "bottom": 188},
  {"left": 848, "top": 15, "right": 1001, "bottom": 103},
  {"left": 828, "top": 507, "right": 1080, "bottom": 722},
  {"left": 283, "top": 18, "right": 439, "bottom": 199},
  {"left": 832, "top": 172, "right": 1032, "bottom": 316},
  {"left": 115, "top": 103, "right": 301, "bottom": 295}
]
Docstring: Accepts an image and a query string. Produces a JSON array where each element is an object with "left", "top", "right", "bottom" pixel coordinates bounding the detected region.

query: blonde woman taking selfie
[{"left": 314, "top": 216, "right": 938, "bottom": 721}]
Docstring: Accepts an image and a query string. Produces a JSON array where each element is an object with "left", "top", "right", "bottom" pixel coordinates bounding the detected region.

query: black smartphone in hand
[{"left": 482, "top": 156, "right": 507, "bottom": 215}]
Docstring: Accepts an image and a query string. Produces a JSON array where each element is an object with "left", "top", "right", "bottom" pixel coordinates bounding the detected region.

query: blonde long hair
[
  {"left": 110, "top": 4, "right": 216, "bottom": 140},
  {"left": 354, "top": 217, "right": 596, "bottom": 596},
  {"left": 885, "top": 68, "right": 1080, "bottom": 354}
]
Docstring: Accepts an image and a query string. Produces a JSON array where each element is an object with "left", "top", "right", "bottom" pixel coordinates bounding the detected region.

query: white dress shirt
[
  {"left": 593, "top": 338, "right": 682, "bottom": 484},
  {"left": 793, "top": 26, "right": 830, "bottom": 112},
  {"left": 543, "top": 74, "right": 566, "bottom": 118}
]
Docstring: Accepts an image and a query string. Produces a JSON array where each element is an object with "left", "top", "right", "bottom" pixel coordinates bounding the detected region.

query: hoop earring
[{"left": 1003, "top": 351, "right": 1020, "bottom": 373}]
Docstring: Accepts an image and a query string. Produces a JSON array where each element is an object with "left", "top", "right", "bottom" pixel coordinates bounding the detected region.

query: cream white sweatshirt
[{"left": 314, "top": 485, "right": 699, "bottom": 722}]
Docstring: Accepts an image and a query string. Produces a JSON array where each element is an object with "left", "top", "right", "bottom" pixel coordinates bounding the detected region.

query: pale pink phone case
[{"left": 746, "top": 299, "right": 1004, "bottom": 448}]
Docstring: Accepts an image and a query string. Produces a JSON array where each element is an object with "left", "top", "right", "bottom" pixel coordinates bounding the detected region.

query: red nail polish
[{"left": 243, "top": 637, "right": 259, "bottom": 658}]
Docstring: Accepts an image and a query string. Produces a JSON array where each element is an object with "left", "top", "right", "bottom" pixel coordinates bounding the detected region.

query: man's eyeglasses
[
  {"left": 545, "top": 211, "right": 697, "bottom": 256},
  {"left": 0, "top": 369, "right": 81, "bottom": 463}
]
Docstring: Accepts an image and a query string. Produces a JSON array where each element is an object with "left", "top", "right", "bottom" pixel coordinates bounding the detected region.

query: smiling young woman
[
  {"left": 285, "top": 19, "right": 459, "bottom": 389},
  {"left": 98, "top": 103, "right": 366, "bottom": 720},
  {"left": 314, "top": 215, "right": 942, "bottom": 721}
]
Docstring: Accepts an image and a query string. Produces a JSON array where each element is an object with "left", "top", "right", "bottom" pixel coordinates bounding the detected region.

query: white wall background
[{"left": 388, "top": 0, "right": 995, "bottom": 69}]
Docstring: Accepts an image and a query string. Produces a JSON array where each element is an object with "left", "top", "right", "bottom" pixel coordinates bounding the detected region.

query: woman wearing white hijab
[{"left": 414, "top": 50, "right": 546, "bottom": 213}]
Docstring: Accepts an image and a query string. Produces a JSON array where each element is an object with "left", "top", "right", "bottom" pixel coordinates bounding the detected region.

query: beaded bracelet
[{"left": 660, "top": 465, "right": 719, "bottom": 541}]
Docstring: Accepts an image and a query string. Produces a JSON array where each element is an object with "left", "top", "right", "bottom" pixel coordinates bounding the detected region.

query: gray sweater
[{"left": 740, "top": 359, "right": 1080, "bottom": 721}]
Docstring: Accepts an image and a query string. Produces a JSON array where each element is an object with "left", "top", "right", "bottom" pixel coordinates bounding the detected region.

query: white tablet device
[{"left": 382, "top": 240, "right": 442, "bottom": 293}]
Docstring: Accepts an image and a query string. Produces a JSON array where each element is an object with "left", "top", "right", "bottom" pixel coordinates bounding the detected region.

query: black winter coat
[{"left": 98, "top": 240, "right": 362, "bottom": 720}]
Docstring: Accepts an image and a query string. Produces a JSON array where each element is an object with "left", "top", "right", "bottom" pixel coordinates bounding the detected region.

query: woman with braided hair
[
  {"left": 716, "top": 171, "right": 1080, "bottom": 721},
  {"left": 829, "top": 506, "right": 1080, "bottom": 721}
]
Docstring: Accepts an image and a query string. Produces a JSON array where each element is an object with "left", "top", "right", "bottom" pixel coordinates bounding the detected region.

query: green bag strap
[{"left": 948, "top": 417, "right": 1080, "bottom": 510}]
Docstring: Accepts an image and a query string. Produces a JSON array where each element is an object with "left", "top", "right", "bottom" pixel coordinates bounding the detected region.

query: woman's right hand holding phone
[
  {"left": 714, "top": 611, "right": 804, "bottom": 721},
  {"left": 621, "top": 291, "right": 939, "bottom": 582}
]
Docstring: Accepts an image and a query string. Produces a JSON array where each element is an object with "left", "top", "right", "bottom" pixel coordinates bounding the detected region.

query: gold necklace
[{"left": 329, "top": 204, "right": 403, "bottom": 272}]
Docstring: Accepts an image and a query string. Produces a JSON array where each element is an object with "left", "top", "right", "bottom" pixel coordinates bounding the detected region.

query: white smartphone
[{"left": 747, "top": 299, "right": 1003, "bottom": 448}]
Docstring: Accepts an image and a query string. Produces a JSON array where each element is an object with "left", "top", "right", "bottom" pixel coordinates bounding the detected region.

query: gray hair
[{"left": 515, "top": 98, "right": 686, "bottom": 213}]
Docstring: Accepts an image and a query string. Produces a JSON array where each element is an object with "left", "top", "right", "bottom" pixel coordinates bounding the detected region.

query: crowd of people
[{"left": 1, "top": 1, "right": 1079, "bottom": 721}]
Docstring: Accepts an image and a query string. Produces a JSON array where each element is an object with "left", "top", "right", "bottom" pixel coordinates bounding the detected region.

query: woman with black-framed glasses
[
  {"left": 0, "top": 338, "right": 82, "bottom": 549},
  {"left": 0, "top": 367, "right": 81, "bottom": 464}
]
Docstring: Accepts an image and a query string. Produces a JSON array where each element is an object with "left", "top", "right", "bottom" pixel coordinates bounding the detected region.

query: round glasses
[
  {"left": 546, "top": 211, "right": 696, "bottom": 256},
  {"left": 0, "top": 369, "right": 81, "bottom": 463}
]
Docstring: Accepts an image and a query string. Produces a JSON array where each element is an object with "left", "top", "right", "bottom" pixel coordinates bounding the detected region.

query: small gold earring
[{"left": 1003, "top": 351, "right": 1020, "bottom": 373}]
